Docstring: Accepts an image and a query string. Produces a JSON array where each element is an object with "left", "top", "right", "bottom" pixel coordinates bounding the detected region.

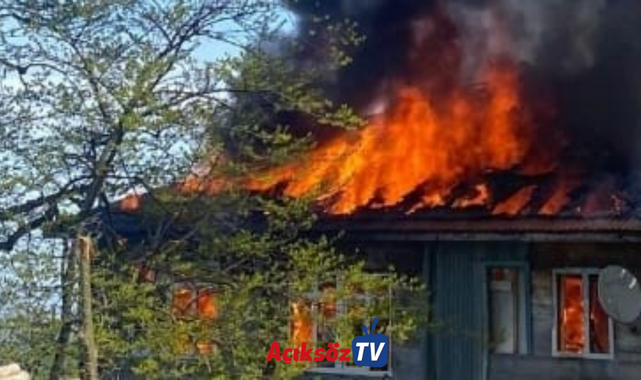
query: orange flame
[
  {"left": 177, "top": 10, "right": 625, "bottom": 217},
  {"left": 453, "top": 184, "right": 491, "bottom": 209},
  {"left": 171, "top": 287, "right": 218, "bottom": 320},
  {"left": 290, "top": 301, "right": 313, "bottom": 346},
  {"left": 118, "top": 193, "right": 141, "bottom": 212},
  {"left": 540, "top": 180, "right": 579, "bottom": 216},
  {"left": 249, "top": 65, "right": 534, "bottom": 214},
  {"left": 559, "top": 275, "right": 585, "bottom": 353},
  {"left": 493, "top": 185, "right": 536, "bottom": 216}
]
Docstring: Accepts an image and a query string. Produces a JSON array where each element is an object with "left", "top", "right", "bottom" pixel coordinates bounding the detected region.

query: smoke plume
[{"left": 287, "top": 0, "right": 641, "bottom": 180}]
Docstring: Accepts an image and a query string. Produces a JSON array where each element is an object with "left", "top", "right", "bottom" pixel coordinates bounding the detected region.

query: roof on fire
[{"left": 106, "top": 194, "right": 641, "bottom": 242}]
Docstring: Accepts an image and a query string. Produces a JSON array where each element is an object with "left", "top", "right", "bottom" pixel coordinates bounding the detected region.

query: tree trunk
[
  {"left": 78, "top": 236, "right": 99, "bottom": 380},
  {"left": 49, "top": 239, "right": 76, "bottom": 380}
]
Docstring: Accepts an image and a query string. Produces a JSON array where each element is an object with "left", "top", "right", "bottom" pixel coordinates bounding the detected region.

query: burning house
[
  {"left": 243, "top": 1, "right": 641, "bottom": 379},
  {"left": 112, "top": 0, "right": 641, "bottom": 379}
]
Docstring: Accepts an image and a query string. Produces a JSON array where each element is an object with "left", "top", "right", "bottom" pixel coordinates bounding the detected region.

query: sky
[
  {"left": 1, "top": 4, "right": 300, "bottom": 319},
  {"left": 194, "top": 7, "right": 296, "bottom": 62}
]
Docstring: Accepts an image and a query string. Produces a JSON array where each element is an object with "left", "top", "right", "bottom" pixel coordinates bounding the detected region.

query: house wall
[
  {"left": 488, "top": 242, "right": 641, "bottom": 380},
  {"left": 359, "top": 242, "right": 426, "bottom": 380},
  {"left": 330, "top": 239, "right": 641, "bottom": 380},
  {"left": 302, "top": 241, "right": 426, "bottom": 380},
  {"left": 424, "top": 241, "right": 529, "bottom": 380},
  {"left": 349, "top": 240, "right": 530, "bottom": 380}
]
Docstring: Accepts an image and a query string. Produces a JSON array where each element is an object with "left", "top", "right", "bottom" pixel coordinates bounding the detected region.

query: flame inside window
[
  {"left": 290, "top": 285, "right": 339, "bottom": 347},
  {"left": 171, "top": 287, "right": 219, "bottom": 355},
  {"left": 558, "top": 275, "right": 585, "bottom": 353},
  {"left": 290, "top": 300, "right": 313, "bottom": 347},
  {"left": 557, "top": 273, "right": 611, "bottom": 355},
  {"left": 171, "top": 288, "right": 194, "bottom": 317},
  {"left": 171, "top": 287, "right": 218, "bottom": 319},
  {"left": 196, "top": 289, "right": 219, "bottom": 320}
]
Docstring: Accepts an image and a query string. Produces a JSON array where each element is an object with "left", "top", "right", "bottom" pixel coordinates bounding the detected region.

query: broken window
[
  {"left": 487, "top": 267, "right": 528, "bottom": 354},
  {"left": 553, "top": 270, "right": 613, "bottom": 358}
]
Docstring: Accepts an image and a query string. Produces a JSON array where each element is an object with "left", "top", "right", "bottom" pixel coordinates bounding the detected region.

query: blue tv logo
[{"left": 351, "top": 318, "right": 389, "bottom": 367}]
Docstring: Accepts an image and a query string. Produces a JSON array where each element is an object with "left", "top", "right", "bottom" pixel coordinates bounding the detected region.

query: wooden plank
[{"left": 489, "top": 354, "right": 641, "bottom": 380}]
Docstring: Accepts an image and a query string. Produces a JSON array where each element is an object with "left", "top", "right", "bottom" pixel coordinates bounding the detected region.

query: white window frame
[
  {"left": 552, "top": 268, "right": 614, "bottom": 360},
  {"left": 297, "top": 275, "right": 393, "bottom": 377}
]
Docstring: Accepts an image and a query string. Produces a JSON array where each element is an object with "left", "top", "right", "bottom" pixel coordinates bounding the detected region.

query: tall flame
[
  {"left": 169, "top": 10, "right": 627, "bottom": 218},
  {"left": 248, "top": 64, "right": 534, "bottom": 214},
  {"left": 559, "top": 275, "right": 585, "bottom": 353}
]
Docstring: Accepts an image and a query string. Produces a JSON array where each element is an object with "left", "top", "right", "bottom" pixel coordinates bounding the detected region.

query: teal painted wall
[{"left": 424, "top": 241, "right": 529, "bottom": 380}]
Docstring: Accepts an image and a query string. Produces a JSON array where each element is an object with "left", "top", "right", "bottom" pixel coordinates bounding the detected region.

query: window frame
[
  {"left": 296, "top": 275, "right": 394, "bottom": 377},
  {"left": 170, "top": 282, "right": 219, "bottom": 357},
  {"left": 552, "top": 268, "right": 615, "bottom": 360},
  {"left": 484, "top": 264, "right": 531, "bottom": 355},
  {"left": 171, "top": 282, "right": 218, "bottom": 320}
]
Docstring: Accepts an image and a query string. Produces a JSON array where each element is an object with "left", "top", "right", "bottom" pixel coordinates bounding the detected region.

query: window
[
  {"left": 290, "top": 284, "right": 337, "bottom": 354},
  {"left": 291, "top": 279, "right": 392, "bottom": 375},
  {"left": 171, "top": 286, "right": 219, "bottom": 320},
  {"left": 171, "top": 284, "right": 219, "bottom": 355},
  {"left": 487, "top": 267, "right": 528, "bottom": 354},
  {"left": 553, "top": 270, "right": 613, "bottom": 359}
]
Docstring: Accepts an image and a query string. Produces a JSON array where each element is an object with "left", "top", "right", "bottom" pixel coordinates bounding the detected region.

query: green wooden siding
[{"left": 424, "top": 241, "right": 529, "bottom": 380}]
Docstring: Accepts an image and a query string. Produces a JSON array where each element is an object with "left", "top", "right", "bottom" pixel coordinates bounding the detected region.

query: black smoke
[{"left": 286, "top": 0, "right": 641, "bottom": 181}]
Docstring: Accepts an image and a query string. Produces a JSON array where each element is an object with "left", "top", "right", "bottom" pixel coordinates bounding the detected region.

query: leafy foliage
[
  {"left": 0, "top": 1, "right": 424, "bottom": 379},
  {"left": 0, "top": 239, "right": 64, "bottom": 378},
  {"left": 93, "top": 232, "right": 425, "bottom": 379}
]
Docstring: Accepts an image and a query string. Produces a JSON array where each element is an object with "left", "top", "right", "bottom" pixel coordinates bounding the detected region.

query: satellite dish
[{"left": 598, "top": 265, "right": 641, "bottom": 324}]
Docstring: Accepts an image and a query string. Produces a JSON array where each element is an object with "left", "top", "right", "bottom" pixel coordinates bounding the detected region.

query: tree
[
  {"left": 91, "top": 228, "right": 424, "bottom": 379},
  {"left": 0, "top": 237, "right": 64, "bottom": 378},
  {"left": 0, "top": 1, "right": 424, "bottom": 379}
]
